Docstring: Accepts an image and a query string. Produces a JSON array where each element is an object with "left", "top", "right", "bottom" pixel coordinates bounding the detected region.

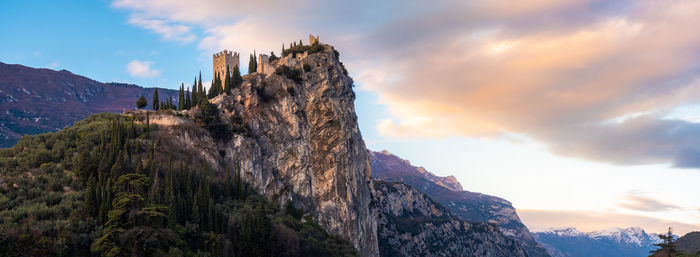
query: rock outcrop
[
  {"left": 148, "top": 45, "right": 378, "bottom": 256},
  {"left": 370, "top": 150, "right": 551, "bottom": 257},
  {"left": 373, "top": 181, "right": 528, "bottom": 257}
]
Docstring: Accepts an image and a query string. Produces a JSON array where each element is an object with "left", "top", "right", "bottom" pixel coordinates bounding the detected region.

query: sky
[{"left": 2, "top": 0, "right": 700, "bottom": 235}]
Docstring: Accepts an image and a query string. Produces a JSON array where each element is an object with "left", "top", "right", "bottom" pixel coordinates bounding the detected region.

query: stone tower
[
  {"left": 309, "top": 34, "right": 319, "bottom": 45},
  {"left": 213, "top": 50, "right": 240, "bottom": 80}
]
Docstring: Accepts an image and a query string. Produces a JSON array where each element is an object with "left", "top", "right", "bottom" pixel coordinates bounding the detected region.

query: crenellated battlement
[{"left": 213, "top": 49, "right": 240, "bottom": 80}]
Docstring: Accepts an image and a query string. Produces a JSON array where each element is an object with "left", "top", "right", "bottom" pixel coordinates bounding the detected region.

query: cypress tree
[
  {"left": 185, "top": 86, "right": 191, "bottom": 109},
  {"left": 299, "top": 39, "right": 303, "bottom": 46},
  {"left": 152, "top": 88, "right": 159, "bottom": 110},
  {"left": 85, "top": 174, "right": 98, "bottom": 217},
  {"left": 178, "top": 83, "right": 184, "bottom": 111},
  {"left": 248, "top": 54, "right": 256, "bottom": 74},
  {"left": 192, "top": 77, "right": 198, "bottom": 107},
  {"left": 224, "top": 65, "right": 231, "bottom": 93},
  {"left": 224, "top": 163, "right": 231, "bottom": 198},
  {"left": 233, "top": 66, "right": 242, "bottom": 87},
  {"left": 198, "top": 72, "right": 203, "bottom": 100}
]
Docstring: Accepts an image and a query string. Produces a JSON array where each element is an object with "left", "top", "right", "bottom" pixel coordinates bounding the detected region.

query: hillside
[
  {"left": 676, "top": 231, "right": 700, "bottom": 255},
  {"left": 369, "top": 150, "right": 551, "bottom": 257},
  {"left": 0, "top": 62, "right": 177, "bottom": 147}
]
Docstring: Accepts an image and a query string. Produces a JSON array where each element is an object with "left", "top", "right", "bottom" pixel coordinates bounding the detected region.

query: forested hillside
[{"left": 0, "top": 112, "right": 356, "bottom": 256}]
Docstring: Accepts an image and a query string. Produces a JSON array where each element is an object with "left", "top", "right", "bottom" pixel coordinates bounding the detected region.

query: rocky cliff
[
  {"left": 145, "top": 45, "right": 378, "bottom": 256},
  {"left": 374, "top": 181, "right": 527, "bottom": 257},
  {"left": 370, "top": 150, "right": 551, "bottom": 257}
]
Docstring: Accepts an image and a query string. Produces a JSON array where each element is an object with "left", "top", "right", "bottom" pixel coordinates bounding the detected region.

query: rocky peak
[{"left": 155, "top": 45, "right": 379, "bottom": 256}]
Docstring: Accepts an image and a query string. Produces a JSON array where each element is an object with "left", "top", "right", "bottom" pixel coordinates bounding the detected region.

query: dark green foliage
[
  {"left": 275, "top": 65, "right": 303, "bottom": 84},
  {"left": 269, "top": 52, "right": 279, "bottom": 62},
  {"left": 282, "top": 42, "right": 325, "bottom": 58},
  {"left": 249, "top": 52, "right": 258, "bottom": 74},
  {"left": 178, "top": 84, "right": 185, "bottom": 111},
  {"left": 650, "top": 227, "right": 680, "bottom": 256},
  {"left": 152, "top": 89, "right": 160, "bottom": 111},
  {"left": 0, "top": 112, "right": 357, "bottom": 257},
  {"left": 195, "top": 101, "right": 232, "bottom": 141},
  {"left": 136, "top": 94, "right": 147, "bottom": 109}
]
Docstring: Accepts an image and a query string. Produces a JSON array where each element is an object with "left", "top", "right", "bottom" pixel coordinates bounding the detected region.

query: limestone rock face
[
  {"left": 371, "top": 150, "right": 551, "bottom": 257},
  {"left": 373, "top": 181, "right": 528, "bottom": 257},
  {"left": 161, "top": 46, "right": 378, "bottom": 256}
]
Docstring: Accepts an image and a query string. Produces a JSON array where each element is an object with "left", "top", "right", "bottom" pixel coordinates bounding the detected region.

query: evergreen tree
[
  {"left": 84, "top": 174, "right": 98, "bottom": 217},
  {"left": 185, "top": 86, "right": 191, "bottom": 109},
  {"left": 224, "top": 65, "right": 231, "bottom": 93},
  {"left": 198, "top": 71, "right": 203, "bottom": 100},
  {"left": 299, "top": 39, "right": 303, "bottom": 46},
  {"left": 248, "top": 53, "right": 257, "bottom": 74},
  {"left": 152, "top": 88, "right": 160, "bottom": 110},
  {"left": 136, "top": 94, "right": 147, "bottom": 109},
  {"left": 178, "top": 83, "right": 184, "bottom": 111},
  {"left": 192, "top": 77, "right": 198, "bottom": 107},
  {"left": 233, "top": 65, "right": 242, "bottom": 88},
  {"left": 650, "top": 227, "right": 679, "bottom": 256}
]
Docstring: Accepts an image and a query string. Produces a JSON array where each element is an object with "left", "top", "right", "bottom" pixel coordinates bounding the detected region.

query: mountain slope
[
  {"left": 369, "top": 150, "right": 551, "bottom": 257},
  {"left": 0, "top": 62, "right": 177, "bottom": 147},
  {"left": 532, "top": 227, "right": 660, "bottom": 257},
  {"left": 374, "top": 181, "right": 527, "bottom": 257},
  {"left": 676, "top": 231, "right": 700, "bottom": 255}
]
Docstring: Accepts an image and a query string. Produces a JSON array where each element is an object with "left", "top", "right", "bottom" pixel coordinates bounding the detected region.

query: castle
[
  {"left": 212, "top": 50, "right": 240, "bottom": 80},
  {"left": 214, "top": 34, "right": 320, "bottom": 77}
]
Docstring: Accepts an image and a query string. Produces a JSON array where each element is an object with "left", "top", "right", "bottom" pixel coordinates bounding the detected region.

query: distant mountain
[
  {"left": 532, "top": 227, "right": 660, "bottom": 257},
  {"left": 0, "top": 61, "right": 177, "bottom": 147},
  {"left": 369, "top": 150, "right": 551, "bottom": 257},
  {"left": 676, "top": 231, "right": 700, "bottom": 255}
]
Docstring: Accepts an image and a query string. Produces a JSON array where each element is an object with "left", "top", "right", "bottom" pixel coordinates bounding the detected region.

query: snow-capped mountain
[{"left": 532, "top": 227, "right": 660, "bottom": 257}]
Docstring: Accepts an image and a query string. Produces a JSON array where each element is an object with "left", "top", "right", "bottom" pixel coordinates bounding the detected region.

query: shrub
[{"left": 275, "top": 66, "right": 303, "bottom": 84}]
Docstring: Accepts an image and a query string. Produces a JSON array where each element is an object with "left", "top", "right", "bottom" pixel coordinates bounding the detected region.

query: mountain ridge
[
  {"left": 369, "top": 150, "right": 551, "bottom": 257},
  {"left": 532, "top": 226, "right": 661, "bottom": 257},
  {"left": 0, "top": 61, "right": 178, "bottom": 147}
]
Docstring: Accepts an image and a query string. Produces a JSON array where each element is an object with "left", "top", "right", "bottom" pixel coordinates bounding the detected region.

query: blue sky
[{"left": 3, "top": 0, "right": 700, "bottom": 234}]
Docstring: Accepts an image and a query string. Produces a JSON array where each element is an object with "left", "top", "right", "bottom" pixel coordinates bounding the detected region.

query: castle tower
[
  {"left": 213, "top": 50, "right": 240, "bottom": 81},
  {"left": 309, "top": 34, "right": 319, "bottom": 45}
]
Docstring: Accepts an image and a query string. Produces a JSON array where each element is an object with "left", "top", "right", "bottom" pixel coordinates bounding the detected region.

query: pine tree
[
  {"left": 136, "top": 94, "right": 147, "bottom": 109},
  {"left": 178, "top": 83, "right": 184, "bottom": 111},
  {"left": 650, "top": 227, "right": 679, "bottom": 256},
  {"left": 152, "top": 89, "right": 159, "bottom": 110}
]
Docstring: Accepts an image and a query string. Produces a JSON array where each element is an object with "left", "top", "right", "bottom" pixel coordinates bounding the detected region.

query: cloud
[
  {"left": 619, "top": 195, "right": 681, "bottom": 212},
  {"left": 127, "top": 15, "right": 196, "bottom": 43},
  {"left": 519, "top": 209, "right": 700, "bottom": 235},
  {"left": 110, "top": 0, "right": 700, "bottom": 168},
  {"left": 126, "top": 60, "right": 161, "bottom": 78}
]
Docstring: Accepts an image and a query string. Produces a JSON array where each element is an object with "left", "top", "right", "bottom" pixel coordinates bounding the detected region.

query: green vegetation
[
  {"left": 248, "top": 52, "right": 257, "bottom": 74},
  {"left": 282, "top": 42, "right": 324, "bottom": 58},
  {"left": 275, "top": 66, "right": 303, "bottom": 84},
  {"left": 136, "top": 94, "right": 147, "bottom": 109},
  {"left": 152, "top": 89, "right": 159, "bottom": 111},
  {"left": 0, "top": 113, "right": 357, "bottom": 257}
]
